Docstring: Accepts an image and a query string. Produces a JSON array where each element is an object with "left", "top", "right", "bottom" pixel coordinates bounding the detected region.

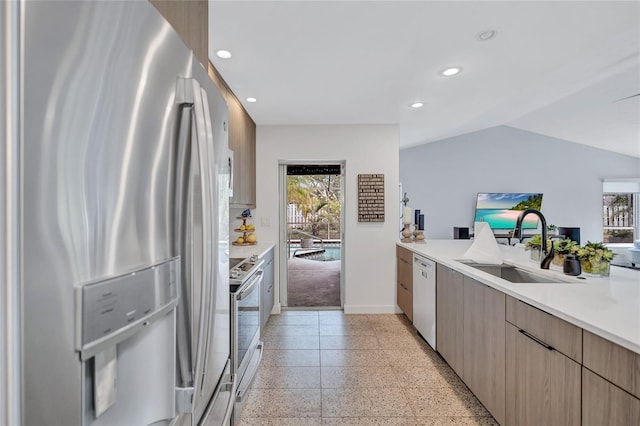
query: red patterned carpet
[{"left": 287, "top": 258, "right": 341, "bottom": 307}]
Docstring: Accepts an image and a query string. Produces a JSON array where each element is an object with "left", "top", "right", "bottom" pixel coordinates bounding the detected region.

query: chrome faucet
[{"left": 513, "top": 209, "right": 555, "bottom": 269}]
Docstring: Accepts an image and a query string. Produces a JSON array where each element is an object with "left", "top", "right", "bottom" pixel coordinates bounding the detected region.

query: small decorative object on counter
[
  {"left": 524, "top": 235, "right": 550, "bottom": 262},
  {"left": 575, "top": 241, "right": 615, "bottom": 276},
  {"left": 551, "top": 238, "right": 579, "bottom": 267},
  {"left": 563, "top": 254, "right": 582, "bottom": 276},
  {"left": 401, "top": 203, "right": 413, "bottom": 243},
  {"left": 546, "top": 223, "right": 558, "bottom": 236},
  {"left": 413, "top": 213, "right": 425, "bottom": 243},
  {"left": 233, "top": 216, "right": 257, "bottom": 246}
]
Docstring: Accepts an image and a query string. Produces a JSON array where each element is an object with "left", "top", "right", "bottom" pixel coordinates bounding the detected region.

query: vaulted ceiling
[{"left": 209, "top": 1, "right": 640, "bottom": 158}]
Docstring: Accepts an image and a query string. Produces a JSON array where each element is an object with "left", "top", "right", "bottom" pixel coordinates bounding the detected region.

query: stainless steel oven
[{"left": 230, "top": 260, "right": 264, "bottom": 421}]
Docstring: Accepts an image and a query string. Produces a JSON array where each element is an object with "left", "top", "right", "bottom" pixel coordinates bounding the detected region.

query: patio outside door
[{"left": 278, "top": 162, "right": 344, "bottom": 308}]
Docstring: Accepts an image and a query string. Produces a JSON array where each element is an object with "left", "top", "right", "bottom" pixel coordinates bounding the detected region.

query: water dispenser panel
[{"left": 78, "top": 258, "right": 179, "bottom": 355}]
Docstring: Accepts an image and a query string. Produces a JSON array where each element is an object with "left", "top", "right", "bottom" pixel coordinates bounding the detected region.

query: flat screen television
[{"left": 474, "top": 193, "right": 543, "bottom": 230}]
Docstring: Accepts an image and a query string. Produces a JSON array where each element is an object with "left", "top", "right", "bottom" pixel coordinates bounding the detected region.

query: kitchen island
[
  {"left": 398, "top": 240, "right": 640, "bottom": 426},
  {"left": 399, "top": 239, "right": 640, "bottom": 354}
]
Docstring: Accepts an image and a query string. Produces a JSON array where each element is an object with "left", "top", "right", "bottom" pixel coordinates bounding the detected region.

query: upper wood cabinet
[
  {"left": 149, "top": 1, "right": 257, "bottom": 208},
  {"left": 149, "top": 0, "right": 208, "bottom": 66},
  {"left": 208, "top": 64, "right": 256, "bottom": 208}
]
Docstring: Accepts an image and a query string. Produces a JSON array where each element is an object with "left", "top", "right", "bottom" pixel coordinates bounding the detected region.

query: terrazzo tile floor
[{"left": 238, "top": 310, "right": 498, "bottom": 425}]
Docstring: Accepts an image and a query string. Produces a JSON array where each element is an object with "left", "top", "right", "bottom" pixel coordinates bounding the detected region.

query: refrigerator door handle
[
  {"left": 228, "top": 149, "right": 234, "bottom": 197},
  {"left": 196, "top": 86, "right": 218, "bottom": 395},
  {"left": 190, "top": 78, "right": 213, "bottom": 399},
  {"left": 174, "top": 101, "right": 194, "bottom": 388}
]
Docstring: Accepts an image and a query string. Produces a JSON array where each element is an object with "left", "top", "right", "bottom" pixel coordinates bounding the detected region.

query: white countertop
[
  {"left": 399, "top": 240, "right": 640, "bottom": 355},
  {"left": 229, "top": 241, "right": 276, "bottom": 260}
]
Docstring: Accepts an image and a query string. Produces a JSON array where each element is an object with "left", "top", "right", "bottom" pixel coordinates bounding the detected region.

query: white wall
[
  {"left": 400, "top": 126, "right": 640, "bottom": 242},
  {"left": 254, "top": 125, "right": 400, "bottom": 313}
]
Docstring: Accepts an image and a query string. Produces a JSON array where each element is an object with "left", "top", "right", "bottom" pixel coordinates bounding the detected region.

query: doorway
[{"left": 279, "top": 163, "right": 344, "bottom": 308}]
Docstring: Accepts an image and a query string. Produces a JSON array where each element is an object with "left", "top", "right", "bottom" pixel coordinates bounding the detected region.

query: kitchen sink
[{"left": 455, "top": 260, "right": 571, "bottom": 284}]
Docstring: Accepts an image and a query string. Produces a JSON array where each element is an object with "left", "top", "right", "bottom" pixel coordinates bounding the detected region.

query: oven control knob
[{"left": 250, "top": 255, "right": 258, "bottom": 262}]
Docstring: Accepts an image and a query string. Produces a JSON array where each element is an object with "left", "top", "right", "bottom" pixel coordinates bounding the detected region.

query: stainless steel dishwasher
[{"left": 413, "top": 255, "right": 436, "bottom": 350}]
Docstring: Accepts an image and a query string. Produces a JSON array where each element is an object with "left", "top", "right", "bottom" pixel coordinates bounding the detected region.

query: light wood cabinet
[
  {"left": 396, "top": 246, "right": 413, "bottom": 321},
  {"left": 583, "top": 330, "right": 640, "bottom": 399},
  {"left": 506, "top": 296, "right": 582, "bottom": 363},
  {"left": 582, "top": 329, "right": 640, "bottom": 425},
  {"left": 435, "top": 264, "right": 464, "bottom": 377},
  {"left": 149, "top": 0, "right": 208, "bottom": 66},
  {"left": 207, "top": 64, "right": 256, "bottom": 208},
  {"left": 260, "top": 247, "right": 275, "bottom": 329},
  {"left": 505, "top": 295, "right": 582, "bottom": 426},
  {"left": 228, "top": 96, "right": 256, "bottom": 208},
  {"left": 582, "top": 367, "right": 640, "bottom": 426},
  {"left": 505, "top": 322, "right": 581, "bottom": 425},
  {"left": 429, "top": 260, "right": 640, "bottom": 426},
  {"left": 463, "top": 276, "right": 506, "bottom": 425},
  {"left": 149, "top": 1, "right": 257, "bottom": 208}
]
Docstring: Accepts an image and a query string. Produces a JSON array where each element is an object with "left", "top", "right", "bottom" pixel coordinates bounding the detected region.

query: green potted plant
[
  {"left": 575, "top": 241, "right": 615, "bottom": 276},
  {"left": 525, "top": 235, "right": 552, "bottom": 262},
  {"left": 547, "top": 224, "right": 558, "bottom": 236},
  {"left": 551, "top": 238, "right": 578, "bottom": 267}
]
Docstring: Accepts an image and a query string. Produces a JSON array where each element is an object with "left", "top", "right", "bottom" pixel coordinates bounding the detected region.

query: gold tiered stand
[{"left": 232, "top": 216, "right": 257, "bottom": 246}]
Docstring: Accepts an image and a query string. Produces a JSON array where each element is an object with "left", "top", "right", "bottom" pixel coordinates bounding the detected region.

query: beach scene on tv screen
[{"left": 475, "top": 193, "right": 543, "bottom": 229}]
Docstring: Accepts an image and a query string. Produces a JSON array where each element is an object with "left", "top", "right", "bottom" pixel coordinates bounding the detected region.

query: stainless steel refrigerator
[{"left": 2, "top": 1, "right": 233, "bottom": 425}]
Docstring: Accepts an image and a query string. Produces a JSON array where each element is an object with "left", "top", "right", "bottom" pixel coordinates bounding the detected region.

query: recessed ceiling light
[
  {"left": 477, "top": 30, "right": 497, "bottom": 41},
  {"left": 441, "top": 67, "right": 462, "bottom": 77},
  {"left": 246, "top": 97, "right": 257, "bottom": 103},
  {"left": 410, "top": 102, "right": 424, "bottom": 108},
  {"left": 216, "top": 50, "right": 232, "bottom": 59}
]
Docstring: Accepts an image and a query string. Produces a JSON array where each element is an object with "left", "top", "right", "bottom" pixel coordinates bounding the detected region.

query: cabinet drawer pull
[{"left": 519, "top": 329, "right": 553, "bottom": 351}]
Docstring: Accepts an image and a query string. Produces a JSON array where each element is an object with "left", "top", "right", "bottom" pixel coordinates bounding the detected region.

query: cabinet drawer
[
  {"left": 396, "top": 245, "right": 413, "bottom": 265},
  {"left": 583, "top": 367, "right": 640, "bottom": 426},
  {"left": 583, "top": 330, "right": 640, "bottom": 399},
  {"left": 396, "top": 246, "right": 413, "bottom": 293},
  {"left": 506, "top": 295, "right": 582, "bottom": 363}
]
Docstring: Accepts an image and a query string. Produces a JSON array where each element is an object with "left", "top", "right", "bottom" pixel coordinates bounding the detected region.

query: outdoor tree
[{"left": 287, "top": 175, "right": 341, "bottom": 239}]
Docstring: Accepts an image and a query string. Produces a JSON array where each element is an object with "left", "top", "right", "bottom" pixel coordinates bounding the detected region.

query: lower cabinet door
[
  {"left": 582, "top": 367, "right": 640, "bottom": 426},
  {"left": 397, "top": 281, "right": 412, "bottom": 321},
  {"left": 505, "top": 322, "right": 581, "bottom": 425},
  {"left": 436, "top": 264, "right": 464, "bottom": 377}
]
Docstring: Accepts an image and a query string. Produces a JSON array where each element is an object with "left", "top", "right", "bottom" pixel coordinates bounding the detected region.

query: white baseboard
[
  {"left": 272, "top": 302, "right": 281, "bottom": 315},
  {"left": 343, "top": 304, "right": 400, "bottom": 314}
]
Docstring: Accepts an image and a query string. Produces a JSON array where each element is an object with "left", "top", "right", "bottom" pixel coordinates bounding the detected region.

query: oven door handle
[{"left": 237, "top": 270, "right": 264, "bottom": 301}]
